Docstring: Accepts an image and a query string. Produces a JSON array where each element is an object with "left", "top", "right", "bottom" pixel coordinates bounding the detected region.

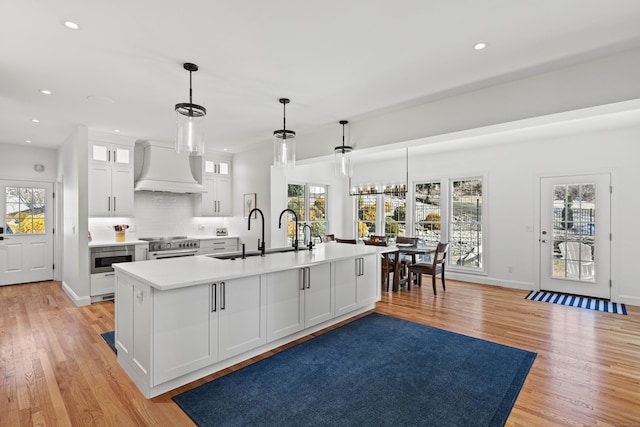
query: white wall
[
  {"left": 0, "top": 144, "right": 58, "bottom": 181},
  {"left": 296, "top": 47, "right": 640, "bottom": 161},
  {"left": 344, "top": 120, "right": 640, "bottom": 306},
  {"left": 58, "top": 125, "right": 90, "bottom": 306}
]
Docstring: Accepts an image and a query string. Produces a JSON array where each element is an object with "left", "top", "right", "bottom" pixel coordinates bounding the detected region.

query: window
[
  {"left": 450, "top": 178, "right": 483, "bottom": 269},
  {"left": 286, "top": 183, "right": 327, "bottom": 244},
  {"left": 4, "top": 186, "right": 47, "bottom": 234},
  {"left": 414, "top": 182, "right": 441, "bottom": 245}
]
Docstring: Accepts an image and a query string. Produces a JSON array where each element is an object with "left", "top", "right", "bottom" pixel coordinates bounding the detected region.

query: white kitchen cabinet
[
  {"left": 197, "top": 237, "right": 238, "bottom": 255},
  {"left": 90, "top": 272, "right": 116, "bottom": 296},
  {"left": 192, "top": 155, "right": 232, "bottom": 217},
  {"left": 153, "top": 283, "right": 218, "bottom": 386},
  {"left": 334, "top": 254, "right": 378, "bottom": 317},
  {"left": 135, "top": 242, "right": 149, "bottom": 261},
  {"left": 266, "top": 262, "right": 332, "bottom": 342},
  {"left": 120, "top": 273, "right": 264, "bottom": 388},
  {"left": 88, "top": 136, "right": 135, "bottom": 217},
  {"left": 217, "top": 275, "right": 266, "bottom": 360}
]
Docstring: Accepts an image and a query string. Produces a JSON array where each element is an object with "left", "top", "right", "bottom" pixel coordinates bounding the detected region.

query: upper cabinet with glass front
[
  {"left": 88, "top": 131, "right": 136, "bottom": 217},
  {"left": 192, "top": 154, "right": 232, "bottom": 217}
]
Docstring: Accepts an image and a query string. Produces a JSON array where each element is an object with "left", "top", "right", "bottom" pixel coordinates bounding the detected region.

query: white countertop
[
  {"left": 114, "top": 243, "right": 391, "bottom": 291},
  {"left": 89, "top": 239, "right": 148, "bottom": 247}
]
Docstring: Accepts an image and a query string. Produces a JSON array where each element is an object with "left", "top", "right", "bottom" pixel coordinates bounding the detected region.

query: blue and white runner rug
[{"left": 525, "top": 291, "right": 627, "bottom": 315}]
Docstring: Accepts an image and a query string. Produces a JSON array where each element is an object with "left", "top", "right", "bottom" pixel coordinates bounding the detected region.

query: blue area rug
[
  {"left": 101, "top": 331, "right": 117, "bottom": 354},
  {"left": 526, "top": 291, "right": 627, "bottom": 314},
  {"left": 172, "top": 313, "right": 536, "bottom": 427}
]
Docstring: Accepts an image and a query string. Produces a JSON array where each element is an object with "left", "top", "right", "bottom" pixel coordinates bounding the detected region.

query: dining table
[{"left": 390, "top": 243, "right": 436, "bottom": 291}]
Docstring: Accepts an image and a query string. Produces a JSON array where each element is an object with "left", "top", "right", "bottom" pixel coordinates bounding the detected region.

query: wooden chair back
[
  {"left": 335, "top": 238, "right": 357, "bottom": 244},
  {"left": 321, "top": 234, "right": 335, "bottom": 243}
]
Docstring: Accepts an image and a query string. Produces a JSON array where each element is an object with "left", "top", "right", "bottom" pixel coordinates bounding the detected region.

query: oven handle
[{"left": 152, "top": 249, "right": 198, "bottom": 260}]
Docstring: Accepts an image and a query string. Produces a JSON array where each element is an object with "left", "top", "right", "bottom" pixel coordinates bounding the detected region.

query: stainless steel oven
[
  {"left": 90, "top": 245, "right": 136, "bottom": 274},
  {"left": 139, "top": 236, "right": 200, "bottom": 260}
]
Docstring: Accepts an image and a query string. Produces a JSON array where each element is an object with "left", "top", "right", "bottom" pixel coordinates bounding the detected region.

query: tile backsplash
[{"left": 89, "top": 191, "right": 230, "bottom": 241}]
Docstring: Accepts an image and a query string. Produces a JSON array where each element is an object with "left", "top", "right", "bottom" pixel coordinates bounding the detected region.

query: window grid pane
[
  {"left": 384, "top": 194, "right": 406, "bottom": 239},
  {"left": 5, "top": 186, "right": 46, "bottom": 234},
  {"left": 414, "top": 182, "right": 441, "bottom": 245},
  {"left": 450, "top": 179, "right": 482, "bottom": 268},
  {"left": 357, "top": 191, "right": 377, "bottom": 238}
]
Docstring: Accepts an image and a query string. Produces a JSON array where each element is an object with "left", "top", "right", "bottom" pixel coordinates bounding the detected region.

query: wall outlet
[{"left": 198, "top": 224, "right": 205, "bottom": 230}]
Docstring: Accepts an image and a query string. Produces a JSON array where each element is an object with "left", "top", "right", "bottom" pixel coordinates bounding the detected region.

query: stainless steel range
[{"left": 139, "top": 236, "right": 200, "bottom": 260}]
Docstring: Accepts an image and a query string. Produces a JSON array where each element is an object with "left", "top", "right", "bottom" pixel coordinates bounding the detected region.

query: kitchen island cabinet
[
  {"left": 114, "top": 243, "right": 387, "bottom": 398},
  {"left": 266, "top": 262, "right": 332, "bottom": 341}
]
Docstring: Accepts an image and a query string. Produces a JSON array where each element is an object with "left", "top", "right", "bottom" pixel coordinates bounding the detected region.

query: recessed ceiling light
[
  {"left": 31, "top": 118, "right": 40, "bottom": 123},
  {"left": 64, "top": 21, "right": 80, "bottom": 30},
  {"left": 474, "top": 42, "right": 487, "bottom": 50},
  {"left": 39, "top": 89, "right": 52, "bottom": 95},
  {"left": 223, "top": 148, "right": 228, "bottom": 151},
  {"left": 25, "top": 140, "right": 32, "bottom": 144},
  {"left": 113, "top": 129, "right": 121, "bottom": 133}
]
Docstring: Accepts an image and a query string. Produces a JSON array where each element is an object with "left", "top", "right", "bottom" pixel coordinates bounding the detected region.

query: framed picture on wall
[{"left": 244, "top": 193, "right": 257, "bottom": 219}]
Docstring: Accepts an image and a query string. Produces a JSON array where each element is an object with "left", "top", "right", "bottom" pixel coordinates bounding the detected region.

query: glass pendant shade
[
  {"left": 273, "top": 98, "right": 296, "bottom": 167},
  {"left": 334, "top": 147, "right": 352, "bottom": 177},
  {"left": 273, "top": 130, "right": 296, "bottom": 168},
  {"left": 175, "top": 63, "right": 206, "bottom": 156},
  {"left": 334, "top": 120, "right": 353, "bottom": 178},
  {"left": 176, "top": 105, "right": 206, "bottom": 155}
]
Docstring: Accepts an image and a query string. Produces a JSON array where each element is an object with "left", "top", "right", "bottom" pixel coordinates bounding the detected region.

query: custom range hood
[{"left": 134, "top": 140, "right": 205, "bottom": 193}]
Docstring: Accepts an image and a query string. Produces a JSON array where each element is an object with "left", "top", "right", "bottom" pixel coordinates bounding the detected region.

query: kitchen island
[{"left": 113, "top": 243, "right": 387, "bottom": 398}]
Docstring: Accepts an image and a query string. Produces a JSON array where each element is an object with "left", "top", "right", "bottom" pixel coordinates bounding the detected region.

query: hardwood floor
[{"left": 1, "top": 280, "right": 639, "bottom": 426}]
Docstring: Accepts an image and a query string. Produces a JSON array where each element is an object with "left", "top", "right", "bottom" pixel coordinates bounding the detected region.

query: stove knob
[{"left": 166, "top": 242, "right": 171, "bottom": 249}]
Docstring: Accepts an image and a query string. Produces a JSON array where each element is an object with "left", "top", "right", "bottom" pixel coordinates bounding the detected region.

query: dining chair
[
  {"left": 321, "top": 234, "right": 335, "bottom": 243},
  {"left": 335, "top": 238, "right": 357, "bottom": 244},
  {"left": 407, "top": 242, "right": 450, "bottom": 294},
  {"left": 395, "top": 237, "right": 419, "bottom": 287},
  {"left": 368, "top": 235, "right": 389, "bottom": 244},
  {"left": 364, "top": 239, "right": 396, "bottom": 291}
]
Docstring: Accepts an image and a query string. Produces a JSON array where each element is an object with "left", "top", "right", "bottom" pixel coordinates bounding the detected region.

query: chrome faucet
[
  {"left": 301, "top": 224, "right": 313, "bottom": 251},
  {"left": 278, "top": 208, "right": 299, "bottom": 252},
  {"left": 248, "top": 208, "right": 266, "bottom": 256}
]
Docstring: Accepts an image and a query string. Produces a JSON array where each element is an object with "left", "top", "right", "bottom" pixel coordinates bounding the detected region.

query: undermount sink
[{"left": 209, "top": 246, "right": 303, "bottom": 260}]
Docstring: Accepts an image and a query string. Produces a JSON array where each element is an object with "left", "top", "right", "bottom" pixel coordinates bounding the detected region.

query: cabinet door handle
[
  {"left": 108, "top": 196, "right": 111, "bottom": 212},
  {"left": 212, "top": 283, "right": 217, "bottom": 312},
  {"left": 108, "top": 150, "right": 111, "bottom": 163},
  {"left": 113, "top": 196, "right": 117, "bottom": 212},
  {"left": 220, "top": 281, "right": 226, "bottom": 310},
  {"left": 300, "top": 268, "right": 305, "bottom": 290},
  {"left": 306, "top": 267, "right": 311, "bottom": 289}
]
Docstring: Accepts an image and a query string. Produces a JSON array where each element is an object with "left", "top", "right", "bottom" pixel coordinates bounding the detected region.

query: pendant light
[
  {"left": 273, "top": 98, "right": 296, "bottom": 167},
  {"left": 334, "top": 120, "right": 352, "bottom": 178},
  {"left": 175, "top": 62, "right": 206, "bottom": 155}
]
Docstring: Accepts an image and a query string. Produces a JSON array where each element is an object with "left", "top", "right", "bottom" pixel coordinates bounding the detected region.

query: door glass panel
[
  {"left": 93, "top": 145, "right": 108, "bottom": 162},
  {"left": 218, "top": 162, "right": 229, "bottom": 175},
  {"left": 205, "top": 160, "right": 215, "bottom": 174},
  {"left": 5, "top": 186, "right": 46, "bottom": 234},
  {"left": 552, "top": 182, "right": 596, "bottom": 282},
  {"left": 114, "top": 147, "right": 130, "bottom": 165}
]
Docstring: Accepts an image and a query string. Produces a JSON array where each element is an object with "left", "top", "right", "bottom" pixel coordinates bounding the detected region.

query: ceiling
[{"left": 4, "top": 0, "right": 640, "bottom": 154}]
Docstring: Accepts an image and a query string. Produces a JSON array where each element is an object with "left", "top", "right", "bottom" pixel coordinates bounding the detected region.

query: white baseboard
[
  {"left": 61, "top": 281, "right": 91, "bottom": 307},
  {"left": 446, "top": 272, "right": 535, "bottom": 291}
]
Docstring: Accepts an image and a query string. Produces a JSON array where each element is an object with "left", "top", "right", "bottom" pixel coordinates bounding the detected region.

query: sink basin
[{"left": 209, "top": 246, "right": 307, "bottom": 260}]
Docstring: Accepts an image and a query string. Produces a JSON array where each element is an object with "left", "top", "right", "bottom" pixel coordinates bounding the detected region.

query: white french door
[
  {"left": 0, "top": 180, "right": 54, "bottom": 286},
  {"left": 539, "top": 174, "right": 611, "bottom": 299}
]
